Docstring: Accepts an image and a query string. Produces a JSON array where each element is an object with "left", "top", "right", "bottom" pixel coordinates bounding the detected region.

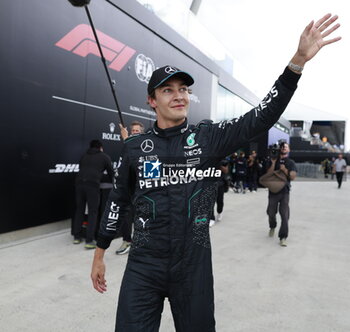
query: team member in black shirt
[{"left": 73, "top": 140, "right": 114, "bottom": 249}]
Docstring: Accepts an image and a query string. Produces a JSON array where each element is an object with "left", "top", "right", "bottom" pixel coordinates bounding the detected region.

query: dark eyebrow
[{"left": 160, "top": 81, "right": 187, "bottom": 88}]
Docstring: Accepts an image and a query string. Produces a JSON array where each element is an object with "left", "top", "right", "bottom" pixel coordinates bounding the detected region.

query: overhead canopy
[{"left": 284, "top": 102, "right": 347, "bottom": 121}]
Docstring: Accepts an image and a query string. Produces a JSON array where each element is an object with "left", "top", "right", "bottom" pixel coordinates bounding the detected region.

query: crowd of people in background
[
  {"left": 72, "top": 136, "right": 348, "bottom": 251},
  {"left": 226, "top": 150, "right": 266, "bottom": 194}
]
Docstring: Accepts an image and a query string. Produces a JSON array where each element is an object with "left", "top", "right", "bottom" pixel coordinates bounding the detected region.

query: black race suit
[{"left": 97, "top": 68, "right": 301, "bottom": 332}]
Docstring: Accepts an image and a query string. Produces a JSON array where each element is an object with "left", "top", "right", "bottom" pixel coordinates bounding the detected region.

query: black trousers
[
  {"left": 121, "top": 209, "right": 133, "bottom": 242},
  {"left": 73, "top": 183, "right": 100, "bottom": 243},
  {"left": 210, "top": 185, "right": 225, "bottom": 220},
  {"left": 216, "top": 185, "right": 225, "bottom": 214},
  {"left": 235, "top": 174, "right": 246, "bottom": 188},
  {"left": 336, "top": 172, "right": 344, "bottom": 188},
  {"left": 247, "top": 172, "right": 258, "bottom": 191},
  {"left": 267, "top": 191, "right": 290, "bottom": 239},
  {"left": 115, "top": 253, "right": 216, "bottom": 332}
]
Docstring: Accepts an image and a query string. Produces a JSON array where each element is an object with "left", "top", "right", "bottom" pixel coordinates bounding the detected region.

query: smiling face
[{"left": 147, "top": 77, "right": 190, "bottom": 129}]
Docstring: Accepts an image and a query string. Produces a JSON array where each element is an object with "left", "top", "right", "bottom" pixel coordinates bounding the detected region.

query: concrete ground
[{"left": 1, "top": 180, "right": 349, "bottom": 332}]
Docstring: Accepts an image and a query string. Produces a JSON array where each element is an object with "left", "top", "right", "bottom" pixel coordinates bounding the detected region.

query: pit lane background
[{"left": 0, "top": 0, "right": 217, "bottom": 233}]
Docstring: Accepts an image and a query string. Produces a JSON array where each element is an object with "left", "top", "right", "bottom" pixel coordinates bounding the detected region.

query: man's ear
[{"left": 147, "top": 95, "right": 157, "bottom": 109}]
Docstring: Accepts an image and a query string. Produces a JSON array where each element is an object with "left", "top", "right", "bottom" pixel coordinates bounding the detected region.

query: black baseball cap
[{"left": 147, "top": 65, "right": 194, "bottom": 95}]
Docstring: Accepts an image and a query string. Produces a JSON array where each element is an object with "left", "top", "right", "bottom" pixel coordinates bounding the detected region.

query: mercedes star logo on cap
[{"left": 165, "top": 66, "right": 177, "bottom": 74}]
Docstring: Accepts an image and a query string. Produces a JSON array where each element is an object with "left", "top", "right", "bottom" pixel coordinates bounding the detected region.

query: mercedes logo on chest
[{"left": 141, "top": 139, "right": 154, "bottom": 153}]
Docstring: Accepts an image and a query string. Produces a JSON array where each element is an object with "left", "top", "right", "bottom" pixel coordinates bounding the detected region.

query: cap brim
[{"left": 153, "top": 71, "right": 194, "bottom": 90}]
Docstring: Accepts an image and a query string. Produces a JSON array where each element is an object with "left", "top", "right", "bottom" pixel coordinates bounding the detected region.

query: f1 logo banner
[{"left": 55, "top": 24, "right": 136, "bottom": 71}]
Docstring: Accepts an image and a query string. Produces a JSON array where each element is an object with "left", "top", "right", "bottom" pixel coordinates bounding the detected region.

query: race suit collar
[{"left": 153, "top": 119, "right": 189, "bottom": 137}]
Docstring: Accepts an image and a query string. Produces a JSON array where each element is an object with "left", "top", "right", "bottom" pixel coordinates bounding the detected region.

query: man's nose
[{"left": 173, "top": 90, "right": 183, "bottom": 100}]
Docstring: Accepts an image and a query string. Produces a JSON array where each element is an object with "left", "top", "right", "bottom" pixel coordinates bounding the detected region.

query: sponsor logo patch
[
  {"left": 186, "top": 133, "right": 196, "bottom": 146},
  {"left": 141, "top": 139, "right": 154, "bottom": 153},
  {"left": 49, "top": 164, "right": 79, "bottom": 173},
  {"left": 164, "top": 66, "right": 177, "bottom": 74},
  {"left": 138, "top": 161, "right": 221, "bottom": 189},
  {"left": 143, "top": 160, "right": 161, "bottom": 178},
  {"left": 184, "top": 148, "right": 202, "bottom": 157}
]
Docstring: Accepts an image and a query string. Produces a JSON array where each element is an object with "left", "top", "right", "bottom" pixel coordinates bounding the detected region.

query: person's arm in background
[
  {"left": 266, "top": 159, "right": 276, "bottom": 174},
  {"left": 221, "top": 164, "right": 229, "bottom": 174},
  {"left": 280, "top": 164, "right": 297, "bottom": 181},
  {"left": 342, "top": 159, "right": 347, "bottom": 171},
  {"left": 247, "top": 156, "right": 253, "bottom": 167},
  {"left": 105, "top": 155, "right": 115, "bottom": 183},
  {"left": 119, "top": 123, "right": 129, "bottom": 141}
]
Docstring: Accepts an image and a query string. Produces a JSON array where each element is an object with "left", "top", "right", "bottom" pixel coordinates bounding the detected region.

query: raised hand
[
  {"left": 119, "top": 123, "right": 129, "bottom": 141},
  {"left": 291, "top": 14, "right": 341, "bottom": 69}
]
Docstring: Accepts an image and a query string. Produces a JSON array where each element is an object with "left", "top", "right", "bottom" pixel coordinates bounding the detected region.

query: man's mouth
[{"left": 172, "top": 104, "right": 185, "bottom": 109}]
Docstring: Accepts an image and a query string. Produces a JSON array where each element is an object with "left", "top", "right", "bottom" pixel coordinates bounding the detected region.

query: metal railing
[{"left": 296, "top": 163, "right": 348, "bottom": 181}]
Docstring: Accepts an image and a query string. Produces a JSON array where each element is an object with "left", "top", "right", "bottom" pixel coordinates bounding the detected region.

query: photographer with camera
[{"left": 265, "top": 142, "right": 297, "bottom": 247}]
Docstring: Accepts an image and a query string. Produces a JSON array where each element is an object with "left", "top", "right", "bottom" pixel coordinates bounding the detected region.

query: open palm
[{"left": 297, "top": 14, "right": 341, "bottom": 63}]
